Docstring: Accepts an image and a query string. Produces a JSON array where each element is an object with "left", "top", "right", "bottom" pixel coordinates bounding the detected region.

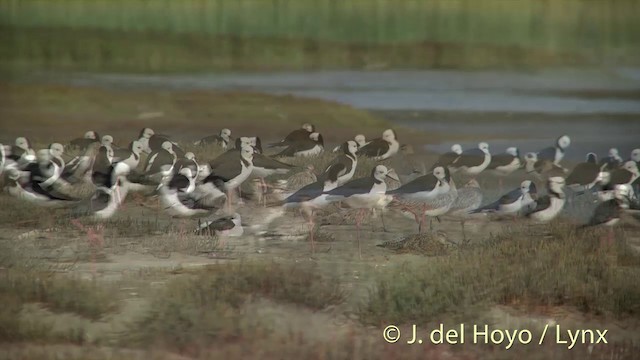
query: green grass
[
  {"left": 361, "top": 222, "right": 640, "bottom": 325},
  {"left": 127, "top": 261, "right": 344, "bottom": 352},
  {"left": 1, "top": 0, "right": 639, "bottom": 72}
]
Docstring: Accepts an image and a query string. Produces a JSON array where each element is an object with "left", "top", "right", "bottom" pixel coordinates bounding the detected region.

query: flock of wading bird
[{"left": 1, "top": 123, "right": 639, "bottom": 257}]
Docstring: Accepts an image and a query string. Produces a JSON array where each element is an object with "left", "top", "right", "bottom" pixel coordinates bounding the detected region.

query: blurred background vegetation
[{"left": 1, "top": 0, "right": 639, "bottom": 73}]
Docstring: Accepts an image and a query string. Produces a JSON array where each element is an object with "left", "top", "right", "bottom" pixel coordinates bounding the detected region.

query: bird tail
[{"left": 267, "top": 141, "right": 286, "bottom": 148}]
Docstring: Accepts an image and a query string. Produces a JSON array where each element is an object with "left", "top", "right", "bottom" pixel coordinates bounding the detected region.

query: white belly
[
  {"left": 296, "top": 145, "right": 323, "bottom": 157},
  {"left": 531, "top": 197, "right": 565, "bottom": 222}
]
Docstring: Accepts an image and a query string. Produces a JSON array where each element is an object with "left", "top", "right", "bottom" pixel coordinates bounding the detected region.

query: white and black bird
[
  {"left": 566, "top": 152, "right": 604, "bottom": 192},
  {"left": 387, "top": 166, "right": 451, "bottom": 232},
  {"left": 332, "top": 134, "right": 369, "bottom": 152},
  {"left": 274, "top": 132, "right": 324, "bottom": 157},
  {"left": 525, "top": 176, "right": 566, "bottom": 223},
  {"left": 279, "top": 164, "right": 343, "bottom": 252},
  {"left": 6, "top": 152, "right": 79, "bottom": 208},
  {"left": 144, "top": 141, "right": 177, "bottom": 179},
  {"left": 268, "top": 123, "right": 315, "bottom": 148},
  {"left": 524, "top": 152, "right": 567, "bottom": 179},
  {"left": 409, "top": 171, "right": 458, "bottom": 231},
  {"left": 101, "top": 135, "right": 119, "bottom": 150},
  {"left": 595, "top": 161, "right": 640, "bottom": 202},
  {"left": 578, "top": 184, "right": 630, "bottom": 245},
  {"left": 251, "top": 153, "right": 297, "bottom": 203},
  {"left": 356, "top": 129, "right": 400, "bottom": 161},
  {"left": 6, "top": 137, "right": 36, "bottom": 168},
  {"left": 73, "top": 163, "right": 131, "bottom": 219},
  {"left": 537, "top": 135, "right": 571, "bottom": 165},
  {"left": 630, "top": 148, "right": 640, "bottom": 168},
  {"left": 234, "top": 136, "right": 262, "bottom": 154},
  {"left": 487, "top": 147, "right": 521, "bottom": 188},
  {"left": 69, "top": 131, "right": 100, "bottom": 150},
  {"left": 325, "top": 165, "right": 399, "bottom": 258},
  {"left": 159, "top": 168, "right": 224, "bottom": 217},
  {"left": 600, "top": 148, "right": 624, "bottom": 170},
  {"left": 137, "top": 127, "right": 185, "bottom": 157},
  {"left": 430, "top": 144, "right": 462, "bottom": 170},
  {"left": 472, "top": 180, "right": 537, "bottom": 217},
  {"left": 196, "top": 213, "right": 243, "bottom": 237},
  {"left": 450, "top": 142, "right": 491, "bottom": 177},
  {"left": 47, "top": 143, "right": 66, "bottom": 170},
  {"left": 209, "top": 145, "right": 255, "bottom": 209},
  {"left": 113, "top": 141, "right": 145, "bottom": 170},
  {"left": 323, "top": 140, "right": 358, "bottom": 186},
  {"left": 195, "top": 128, "right": 232, "bottom": 150}
]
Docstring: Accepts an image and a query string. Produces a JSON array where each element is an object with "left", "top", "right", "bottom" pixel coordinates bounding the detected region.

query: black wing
[
  {"left": 566, "top": 163, "right": 599, "bottom": 185},
  {"left": 357, "top": 138, "right": 388, "bottom": 158},
  {"left": 325, "top": 177, "right": 375, "bottom": 197},
  {"left": 537, "top": 146, "right": 556, "bottom": 162},
  {"left": 525, "top": 195, "right": 550, "bottom": 216},
  {"left": 452, "top": 148, "right": 485, "bottom": 168},
  {"left": 168, "top": 173, "right": 191, "bottom": 191},
  {"left": 387, "top": 174, "right": 438, "bottom": 195},
  {"left": 431, "top": 151, "right": 460, "bottom": 169},
  {"left": 499, "top": 188, "right": 523, "bottom": 206},
  {"left": 487, "top": 153, "right": 515, "bottom": 169},
  {"left": 210, "top": 155, "right": 242, "bottom": 182},
  {"left": 584, "top": 199, "right": 619, "bottom": 226},
  {"left": 274, "top": 139, "right": 314, "bottom": 157},
  {"left": 609, "top": 168, "right": 632, "bottom": 185},
  {"left": 285, "top": 180, "right": 325, "bottom": 203},
  {"left": 252, "top": 154, "right": 296, "bottom": 170},
  {"left": 146, "top": 150, "right": 174, "bottom": 174}
]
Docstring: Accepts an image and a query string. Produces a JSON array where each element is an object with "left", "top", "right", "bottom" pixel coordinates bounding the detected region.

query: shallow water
[{"left": 45, "top": 68, "right": 640, "bottom": 113}]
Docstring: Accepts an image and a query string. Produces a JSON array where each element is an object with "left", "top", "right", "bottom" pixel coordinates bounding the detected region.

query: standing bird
[
  {"left": 387, "top": 166, "right": 451, "bottom": 233},
  {"left": 280, "top": 164, "right": 343, "bottom": 253},
  {"left": 525, "top": 176, "right": 566, "bottom": 223},
  {"left": 578, "top": 184, "right": 630, "bottom": 246},
  {"left": 137, "top": 127, "right": 185, "bottom": 157},
  {"left": 234, "top": 136, "right": 263, "bottom": 154},
  {"left": 325, "top": 165, "right": 399, "bottom": 258},
  {"left": 332, "top": 134, "right": 369, "bottom": 152},
  {"left": 357, "top": 129, "right": 400, "bottom": 161},
  {"left": 486, "top": 147, "right": 521, "bottom": 191},
  {"left": 209, "top": 145, "right": 255, "bottom": 209},
  {"left": 450, "top": 142, "right": 491, "bottom": 178},
  {"left": 73, "top": 163, "right": 131, "bottom": 219},
  {"left": 144, "top": 141, "right": 177, "bottom": 179},
  {"left": 195, "top": 128, "right": 232, "bottom": 150},
  {"left": 251, "top": 153, "right": 297, "bottom": 204},
  {"left": 113, "top": 141, "right": 145, "bottom": 170},
  {"left": 7, "top": 137, "right": 36, "bottom": 168},
  {"left": 447, "top": 179, "right": 483, "bottom": 242},
  {"left": 159, "top": 168, "right": 223, "bottom": 218},
  {"left": 323, "top": 140, "right": 358, "bottom": 186},
  {"left": 600, "top": 148, "right": 624, "bottom": 170},
  {"left": 630, "top": 148, "right": 640, "bottom": 168},
  {"left": 472, "top": 180, "right": 537, "bottom": 217},
  {"left": 566, "top": 153, "right": 603, "bottom": 193},
  {"left": 268, "top": 123, "right": 315, "bottom": 148},
  {"left": 69, "top": 131, "right": 100, "bottom": 150},
  {"left": 537, "top": 135, "right": 571, "bottom": 165},
  {"left": 524, "top": 152, "right": 567, "bottom": 179},
  {"left": 430, "top": 144, "right": 462, "bottom": 170},
  {"left": 274, "top": 132, "right": 324, "bottom": 157}
]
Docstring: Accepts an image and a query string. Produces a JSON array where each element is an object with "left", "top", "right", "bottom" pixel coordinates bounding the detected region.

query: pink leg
[
  {"left": 355, "top": 209, "right": 367, "bottom": 260},
  {"left": 308, "top": 210, "right": 315, "bottom": 254}
]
